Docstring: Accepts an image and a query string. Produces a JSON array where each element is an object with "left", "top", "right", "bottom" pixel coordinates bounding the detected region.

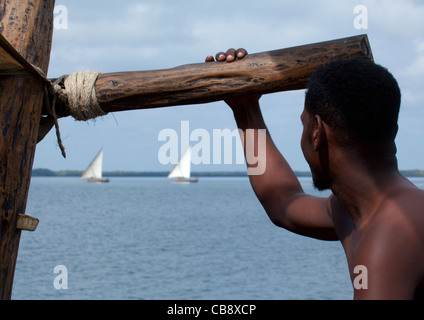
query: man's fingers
[
  {"left": 225, "top": 48, "right": 236, "bottom": 62},
  {"left": 207, "top": 48, "right": 248, "bottom": 63},
  {"left": 216, "top": 52, "right": 226, "bottom": 61},
  {"left": 236, "top": 48, "right": 247, "bottom": 59}
]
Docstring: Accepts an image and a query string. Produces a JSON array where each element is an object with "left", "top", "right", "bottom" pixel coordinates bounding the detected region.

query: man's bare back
[{"left": 208, "top": 49, "right": 424, "bottom": 300}]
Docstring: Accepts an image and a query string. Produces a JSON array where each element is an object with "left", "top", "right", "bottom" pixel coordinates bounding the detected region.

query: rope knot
[
  {"left": 51, "top": 70, "right": 107, "bottom": 121},
  {"left": 43, "top": 70, "right": 107, "bottom": 158}
]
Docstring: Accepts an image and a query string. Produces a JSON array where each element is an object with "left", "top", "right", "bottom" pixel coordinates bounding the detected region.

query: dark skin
[{"left": 206, "top": 49, "right": 424, "bottom": 300}]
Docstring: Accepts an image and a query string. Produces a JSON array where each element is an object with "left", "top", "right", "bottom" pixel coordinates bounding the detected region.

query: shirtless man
[{"left": 206, "top": 49, "right": 424, "bottom": 300}]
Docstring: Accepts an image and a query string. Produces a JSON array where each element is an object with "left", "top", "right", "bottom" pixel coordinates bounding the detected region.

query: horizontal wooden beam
[{"left": 50, "top": 34, "right": 373, "bottom": 118}]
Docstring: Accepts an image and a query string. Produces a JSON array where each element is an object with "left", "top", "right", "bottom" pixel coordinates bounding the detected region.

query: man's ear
[{"left": 313, "top": 115, "right": 327, "bottom": 151}]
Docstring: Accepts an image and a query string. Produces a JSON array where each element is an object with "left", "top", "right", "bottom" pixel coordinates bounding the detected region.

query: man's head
[{"left": 302, "top": 58, "right": 401, "bottom": 190}]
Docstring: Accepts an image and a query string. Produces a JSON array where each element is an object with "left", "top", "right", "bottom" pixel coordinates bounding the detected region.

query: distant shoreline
[{"left": 32, "top": 168, "right": 424, "bottom": 178}]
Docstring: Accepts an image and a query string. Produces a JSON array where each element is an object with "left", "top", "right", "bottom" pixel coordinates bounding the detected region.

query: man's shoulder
[
  {"left": 354, "top": 191, "right": 424, "bottom": 299},
  {"left": 384, "top": 185, "right": 424, "bottom": 224},
  {"left": 358, "top": 186, "right": 424, "bottom": 266},
  {"left": 373, "top": 186, "right": 424, "bottom": 236}
]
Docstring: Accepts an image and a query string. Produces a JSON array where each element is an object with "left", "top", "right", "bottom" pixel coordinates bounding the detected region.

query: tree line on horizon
[{"left": 31, "top": 168, "right": 424, "bottom": 178}]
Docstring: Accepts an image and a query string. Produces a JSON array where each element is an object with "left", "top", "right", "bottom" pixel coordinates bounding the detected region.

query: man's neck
[{"left": 329, "top": 157, "right": 409, "bottom": 229}]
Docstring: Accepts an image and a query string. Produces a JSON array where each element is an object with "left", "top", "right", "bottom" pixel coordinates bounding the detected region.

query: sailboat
[
  {"left": 168, "top": 146, "right": 198, "bottom": 183},
  {"left": 81, "top": 149, "right": 110, "bottom": 183}
]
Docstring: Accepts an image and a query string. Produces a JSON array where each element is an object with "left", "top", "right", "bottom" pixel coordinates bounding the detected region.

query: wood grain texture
[
  {"left": 89, "top": 34, "right": 373, "bottom": 114},
  {"left": 0, "top": 0, "right": 55, "bottom": 300}
]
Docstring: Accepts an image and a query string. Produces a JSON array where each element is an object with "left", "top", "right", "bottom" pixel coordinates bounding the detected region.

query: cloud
[
  {"left": 367, "top": 0, "right": 424, "bottom": 38},
  {"left": 403, "top": 41, "right": 424, "bottom": 77}
]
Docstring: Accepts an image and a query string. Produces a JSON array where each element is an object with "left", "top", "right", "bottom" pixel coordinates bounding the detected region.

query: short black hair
[{"left": 305, "top": 58, "right": 401, "bottom": 152}]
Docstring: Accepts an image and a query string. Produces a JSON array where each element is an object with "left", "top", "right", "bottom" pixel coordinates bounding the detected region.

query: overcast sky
[{"left": 33, "top": 0, "right": 424, "bottom": 173}]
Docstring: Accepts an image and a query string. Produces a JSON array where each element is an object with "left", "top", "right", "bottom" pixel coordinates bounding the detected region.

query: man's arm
[
  {"left": 229, "top": 95, "right": 337, "bottom": 240},
  {"left": 210, "top": 48, "right": 338, "bottom": 240}
]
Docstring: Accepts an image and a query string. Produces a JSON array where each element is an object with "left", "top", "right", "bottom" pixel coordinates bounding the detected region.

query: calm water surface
[{"left": 12, "top": 177, "right": 424, "bottom": 300}]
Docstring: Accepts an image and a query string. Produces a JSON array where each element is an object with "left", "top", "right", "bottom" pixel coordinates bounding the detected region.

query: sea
[{"left": 11, "top": 176, "right": 424, "bottom": 300}]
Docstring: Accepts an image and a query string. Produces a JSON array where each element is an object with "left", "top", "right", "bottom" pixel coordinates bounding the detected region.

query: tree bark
[{"left": 0, "top": 0, "right": 55, "bottom": 300}]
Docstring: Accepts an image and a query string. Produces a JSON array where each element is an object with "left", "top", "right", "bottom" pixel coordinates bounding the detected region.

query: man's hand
[
  {"left": 205, "top": 48, "right": 261, "bottom": 110},
  {"left": 205, "top": 48, "right": 248, "bottom": 63}
]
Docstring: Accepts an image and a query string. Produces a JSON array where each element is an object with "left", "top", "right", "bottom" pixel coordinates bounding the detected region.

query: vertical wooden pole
[{"left": 0, "top": 0, "right": 55, "bottom": 299}]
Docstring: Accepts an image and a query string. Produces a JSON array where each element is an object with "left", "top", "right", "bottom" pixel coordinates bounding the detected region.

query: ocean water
[{"left": 11, "top": 176, "right": 424, "bottom": 300}]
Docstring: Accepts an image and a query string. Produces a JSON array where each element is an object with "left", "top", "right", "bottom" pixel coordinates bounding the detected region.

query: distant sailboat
[
  {"left": 168, "top": 146, "right": 198, "bottom": 183},
  {"left": 81, "top": 149, "right": 110, "bottom": 183}
]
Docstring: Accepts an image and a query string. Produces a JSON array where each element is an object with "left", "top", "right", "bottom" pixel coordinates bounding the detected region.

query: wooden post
[{"left": 0, "top": 0, "right": 55, "bottom": 300}]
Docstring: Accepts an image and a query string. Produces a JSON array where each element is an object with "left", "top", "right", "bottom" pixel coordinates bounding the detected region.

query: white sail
[
  {"left": 168, "top": 146, "right": 192, "bottom": 179},
  {"left": 81, "top": 149, "right": 104, "bottom": 180}
]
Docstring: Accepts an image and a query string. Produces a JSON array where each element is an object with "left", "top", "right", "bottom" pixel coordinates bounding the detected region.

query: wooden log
[
  {"left": 87, "top": 34, "right": 372, "bottom": 115},
  {"left": 0, "top": 0, "right": 54, "bottom": 300}
]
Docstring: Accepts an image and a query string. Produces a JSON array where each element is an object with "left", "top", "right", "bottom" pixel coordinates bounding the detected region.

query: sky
[{"left": 33, "top": 0, "right": 424, "bottom": 173}]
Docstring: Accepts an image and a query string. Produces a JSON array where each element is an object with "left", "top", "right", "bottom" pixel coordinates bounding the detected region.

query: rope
[
  {"left": 51, "top": 70, "right": 107, "bottom": 121},
  {"left": 1, "top": 33, "right": 108, "bottom": 158},
  {"left": 41, "top": 70, "right": 108, "bottom": 158},
  {"left": 43, "top": 85, "right": 67, "bottom": 158},
  {"left": 1, "top": 34, "right": 106, "bottom": 121}
]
